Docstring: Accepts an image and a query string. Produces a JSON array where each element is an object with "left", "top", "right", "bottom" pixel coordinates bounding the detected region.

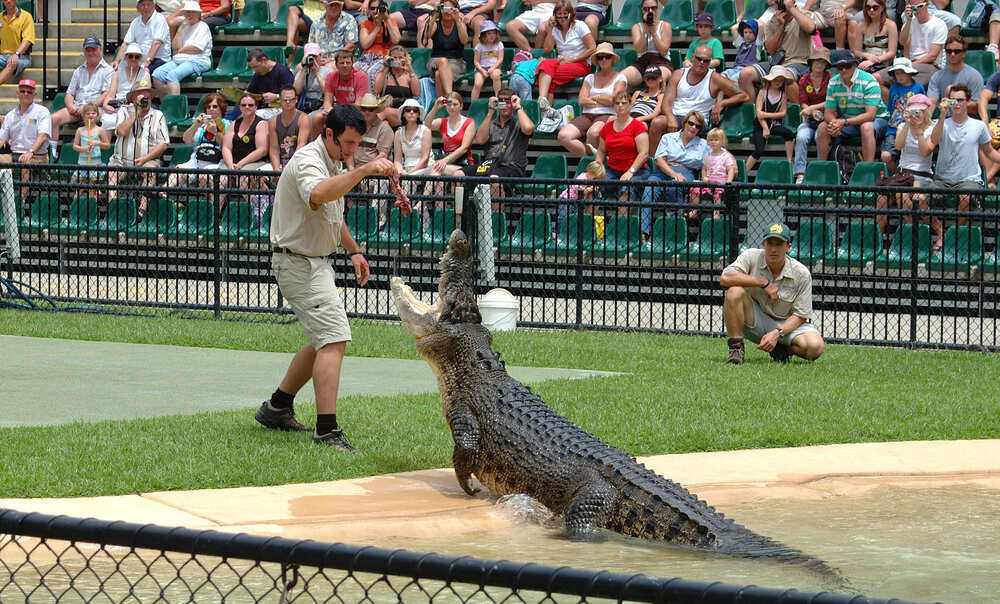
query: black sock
[
  {"left": 316, "top": 414, "right": 338, "bottom": 435},
  {"left": 270, "top": 388, "right": 294, "bottom": 410}
]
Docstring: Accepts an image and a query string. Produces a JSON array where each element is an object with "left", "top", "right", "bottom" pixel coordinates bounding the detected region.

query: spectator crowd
[{"left": 5, "top": 0, "right": 1000, "bottom": 255}]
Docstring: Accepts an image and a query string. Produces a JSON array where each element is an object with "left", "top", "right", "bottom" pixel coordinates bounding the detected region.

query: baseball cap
[
  {"left": 694, "top": 12, "right": 714, "bottom": 26},
  {"left": 303, "top": 42, "right": 322, "bottom": 57},
  {"left": 830, "top": 48, "right": 858, "bottom": 67},
  {"left": 479, "top": 19, "right": 498, "bottom": 33},
  {"left": 83, "top": 35, "right": 101, "bottom": 49},
  {"left": 643, "top": 65, "right": 662, "bottom": 78},
  {"left": 762, "top": 222, "right": 792, "bottom": 243},
  {"left": 906, "top": 93, "right": 932, "bottom": 110},
  {"left": 17, "top": 79, "right": 36, "bottom": 89},
  {"left": 738, "top": 19, "right": 758, "bottom": 37}
]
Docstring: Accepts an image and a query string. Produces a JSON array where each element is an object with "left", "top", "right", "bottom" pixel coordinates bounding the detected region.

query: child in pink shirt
[{"left": 690, "top": 127, "right": 736, "bottom": 220}]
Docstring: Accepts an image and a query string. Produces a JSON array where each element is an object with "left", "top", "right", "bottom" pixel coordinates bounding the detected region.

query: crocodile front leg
[
  {"left": 446, "top": 405, "right": 481, "bottom": 496},
  {"left": 563, "top": 478, "right": 617, "bottom": 540}
]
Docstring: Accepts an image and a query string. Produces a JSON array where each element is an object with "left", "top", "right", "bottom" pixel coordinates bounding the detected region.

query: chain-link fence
[
  {"left": 0, "top": 508, "right": 926, "bottom": 603},
  {"left": 2, "top": 162, "right": 999, "bottom": 349}
]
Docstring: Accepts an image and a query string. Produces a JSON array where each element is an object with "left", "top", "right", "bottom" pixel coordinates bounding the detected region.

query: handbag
[
  {"left": 875, "top": 172, "right": 914, "bottom": 187},
  {"left": 194, "top": 143, "right": 222, "bottom": 163}
]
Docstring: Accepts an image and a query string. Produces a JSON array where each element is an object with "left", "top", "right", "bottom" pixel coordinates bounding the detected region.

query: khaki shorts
[
  {"left": 742, "top": 298, "right": 818, "bottom": 346},
  {"left": 273, "top": 252, "right": 352, "bottom": 350}
]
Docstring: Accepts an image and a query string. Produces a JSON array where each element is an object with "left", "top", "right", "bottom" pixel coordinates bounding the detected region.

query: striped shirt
[{"left": 824, "top": 68, "right": 887, "bottom": 121}]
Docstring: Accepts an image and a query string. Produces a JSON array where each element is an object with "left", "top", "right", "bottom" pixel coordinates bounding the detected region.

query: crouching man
[{"left": 720, "top": 222, "right": 824, "bottom": 364}]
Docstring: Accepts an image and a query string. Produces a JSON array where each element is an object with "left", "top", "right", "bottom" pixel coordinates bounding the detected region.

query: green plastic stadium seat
[
  {"left": 24, "top": 193, "right": 62, "bottom": 233},
  {"left": 929, "top": 225, "right": 983, "bottom": 271},
  {"left": 497, "top": 0, "right": 523, "bottom": 33},
  {"left": 669, "top": 48, "right": 685, "bottom": 70},
  {"left": 792, "top": 160, "right": 840, "bottom": 203},
  {"left": 346, "top": 205, "right": 379, "bottom": 243},
  {"left": 749, "top": 158, "right": 792, "bottom": 198},
  {"left": 141, "top": 196, "right": 180, "bottom": 239},
  {"left": 699, "top": 0, "right": 737, "bottom": 32},
  {"left": 468, "top": 98, "right": 490, "bottom": 129},
  {"left": 877, "top": 223, "right": 931, "bottom": 268},
  {"left": 660, "top": 0, "right": 694, "bottom": 34},
  {"left": 174, "top": 95, "right": 207, "bottom": 130},
  {"left": 65, "top": 196, "right": 100, "bottom": 234},
  {"left": 744, "top": 0, "right": 768, "bottom": 19},
  {"left": 721, "top": 102, "right": 754, "bottom": 142},
  {"left": 409, "top": 47, "right": 431, "bottom": 78},
  {"left": 262, "top": 45, "right": 288, "bottom": 67},
  {"left": 376, "top": 206, "right": 424, "bottom": 248},
  {"left": 219, "top": 201, "right": 257, "bottom": 241},
  {"left": 965, "top": 50, "right": 996, "bottom": 80},
  {"left": 735, "top": 158, "right": 747, "bottom": 182},
  {"left": 547, "top": 212, "right": 596, "bottom": 255},
  {"left": 981, "top": 249, "right": 1000, "bottom": 272},
  {"left": 521, "top": 153, "right": 567, "bottom": 196},
  {"left": 175, "top": 198, "right": 216, "bottom": 240},
  {"left": 520, "top": 98, "right": 541, "bottom": 125},
  {"left": 684, "top": 217, "right": 732, "bottom": 262},
  {"left": 603, "top": 1, "right": 642, "bottom": 35},
  {"left": 616, "top": 48, "right": 637, "bottom": 67},
  {"left": 161, "top": 94, "right": 190, "bottom": 129},
  {"left": 574, "top": 154, "right": 596, "bottom": 178},
  {"left": 257, "top": 203, "right": 273, "bottom": 239},
  {"left": 219, "top": 0, "right": 270, "bottom": 34},
  {"left": 823, "top": 221, "right": 881, "bottom": 267},
  {"left": 50, "top": 92, "right": 66, "bottom": 114},
  {"left": 638, "top": 215, "right": 688, "bottom": 260},
  {"left": 498, "top": 211, "right": 552, "bottom": 254},
  {"left": 789, "top": 220, "right": 833, "bottom": 265},
  {"left": 491, "top": 210, "right": 508, "bottom": 246},
  {"left": 259, "top": 0, "right": 303, "bottom": 34},
  {"left": 201, "top": 47, "right": 250, "bottom": 82},
  {"left": 592, "top": 214, "right": 643, "bottom": 257},
  {"left": 17, "top": 0, "right": 32, "bottom": 16},
  {"left": 423, "top": 208, "right": 457, "bottom": 248},
  {"left": 98, "top": 197, "right": 138, "bottom": 237},
  {"left": 846, "top": 161, "right": 887, "bottom": 204}
]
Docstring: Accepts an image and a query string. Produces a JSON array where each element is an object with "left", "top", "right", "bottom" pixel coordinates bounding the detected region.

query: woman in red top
[
  {"left": 424, "top": 91, "right": 475, "bottom": 194},
  {"left": 597, "top": 90, "right": 649, "bottom": 205},
  {"left": 793, "top": 47, "right": 832, "bottom": 182}
]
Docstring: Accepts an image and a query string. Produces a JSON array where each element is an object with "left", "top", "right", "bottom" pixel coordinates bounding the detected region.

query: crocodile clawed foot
[{"left": 458, "top": 478, "right": 481, "bottom": 496}]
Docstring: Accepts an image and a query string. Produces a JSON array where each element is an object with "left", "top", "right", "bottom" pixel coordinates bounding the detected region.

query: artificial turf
[{"left": 1, "top": 309, "right": 998, "bottom": 498}]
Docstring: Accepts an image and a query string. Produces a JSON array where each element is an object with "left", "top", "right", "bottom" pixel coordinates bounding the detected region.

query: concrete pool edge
[{"left": 2, "top": 439, "right": 998, "bottom": 543}]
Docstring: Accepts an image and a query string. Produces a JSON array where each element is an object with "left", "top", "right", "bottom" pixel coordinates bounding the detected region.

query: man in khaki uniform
[
  {"left": 720, "top": 222, "right": 825, "bottom": 364},
  {"left": 255, "top": 104, "right": 393, "bottom": 450}
]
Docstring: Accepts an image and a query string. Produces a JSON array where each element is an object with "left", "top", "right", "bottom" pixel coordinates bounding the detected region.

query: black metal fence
[
  {"left": 0, "top": 509, "right": 925, "bottom": 603},
  {"left": 2, "top": 162, "right": 999, "bottom": 350}
]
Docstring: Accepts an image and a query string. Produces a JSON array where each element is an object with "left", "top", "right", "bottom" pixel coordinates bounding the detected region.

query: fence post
[
  {"left": 574, "top": 195, "right": 583, "bottom": 329},
  {"left": 212, "top": 172, "right": 222, "bottom": 319},
  {"left": 725, "top": 184, "right": 740, "bottom": 264},
  {"left": 909, "top": 200, "right": 918, "bottom": 347}
]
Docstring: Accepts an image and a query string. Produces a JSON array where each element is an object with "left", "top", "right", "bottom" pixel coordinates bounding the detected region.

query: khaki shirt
[
  {"left": 764, "top": 11, "right": 819, "bottom": 67},
  {"left": 722, "top": 248, "right": 813, "bottom": 321},
  {"left": 353, "top": 118, "right": 393, "bottom": 166},
  {"left": 269, "top": 137, "right": 344, "bottom": 257}
]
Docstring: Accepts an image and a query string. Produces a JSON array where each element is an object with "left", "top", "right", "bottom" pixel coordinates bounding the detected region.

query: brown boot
[{"left": 727, "top": 338, "right": 745, "bottom": 365}]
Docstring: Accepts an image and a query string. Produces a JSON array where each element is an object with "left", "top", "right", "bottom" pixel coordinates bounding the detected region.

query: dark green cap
[{"left": 762, "top": 222, "right": 792, "bottom": 243}]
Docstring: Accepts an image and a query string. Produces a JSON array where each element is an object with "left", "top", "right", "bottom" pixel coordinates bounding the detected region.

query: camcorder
[
  {"left": 138, "top": 97, "right": 150, "bottom": 109},
  {"left": 304, "top": 55, "right": 316, "bottom": 67},
  {"left": 377, "top": 1, "right": 388, "bottom": 13},
  {"left": 643, "top": 11, "right": 655, "bottom": 24},
  {"left": 107, "top": 99, "right": 125, "bottom": 109}
]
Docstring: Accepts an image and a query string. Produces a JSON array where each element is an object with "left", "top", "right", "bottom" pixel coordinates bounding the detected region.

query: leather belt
[{"left": 273, "top": 246, "right": 318, "bottom": 258}]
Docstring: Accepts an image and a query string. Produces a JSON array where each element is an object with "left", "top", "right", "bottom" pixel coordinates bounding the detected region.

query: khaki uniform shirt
[
  {"left": 269, "top": 137, "right": 345, "bottom": 257},
  {"left": 353, "top": 118, "right": 393, "bottom": 166},
  {"left": 722, "top": 248, "right": 814, "bottom": 321}
]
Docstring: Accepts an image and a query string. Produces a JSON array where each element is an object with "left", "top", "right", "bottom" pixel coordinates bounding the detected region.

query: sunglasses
[
  {"left": 692, "top": 56, "right": 711, "bottom": 63},
  {"left": 360, "top": 106, "right": 378, "bottom": 112},
  {"left": 642, "top": 5, "right": 657, "bottom": 11},
  {"left": 945, "top": 48, "right": 965, "bottom": 54},
  {"left": 596, "top": 54, "right": 614, "bottom": 61},
  {"left": 865, "top": 3, "right": 880, "bottom": 8},
  {"left": 685, "top": 120, "right": 700, "bottom": 127},
  {"left": 239, "top": 102, "right": 256, "bottom": 107}
]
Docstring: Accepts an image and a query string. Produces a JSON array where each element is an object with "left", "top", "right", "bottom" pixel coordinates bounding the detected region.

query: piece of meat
[{"left": 388, "top": 169, "right": 412, "bottom": 216}]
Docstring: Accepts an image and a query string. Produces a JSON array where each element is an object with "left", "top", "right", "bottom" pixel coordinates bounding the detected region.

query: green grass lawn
[{"left": 1, "top": 309, "right": 998, "bottom": 498}]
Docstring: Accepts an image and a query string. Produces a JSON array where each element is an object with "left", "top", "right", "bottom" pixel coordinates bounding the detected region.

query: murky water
[
  {"left": 5, "top": 485, "right": 996, "bottom": 602},
  {"left": 375, "top": 485, "right": 1000, "bottom": 603}
]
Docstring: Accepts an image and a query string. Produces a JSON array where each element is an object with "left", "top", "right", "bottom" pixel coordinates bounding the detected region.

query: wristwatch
[{"left": 776, "top": 328, "right": 785, "bottom": 338}]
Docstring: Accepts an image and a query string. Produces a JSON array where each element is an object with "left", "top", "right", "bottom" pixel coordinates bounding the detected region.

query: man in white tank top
[{"left": 662, "top": 45, "right": 747, "bottom": 132}]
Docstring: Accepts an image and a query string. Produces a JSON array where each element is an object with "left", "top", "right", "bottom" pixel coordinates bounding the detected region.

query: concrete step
[
  {"left": 35, "top": 23, "right": 117, "bottom": 38},
  {"left": 70, "top": 7, "right": 135, "bottom": 24}
]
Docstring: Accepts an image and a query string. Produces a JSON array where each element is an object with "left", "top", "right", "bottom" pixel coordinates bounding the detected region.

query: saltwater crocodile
[{"left": 389, "top": 229, "right": 834, "bottom": 569}]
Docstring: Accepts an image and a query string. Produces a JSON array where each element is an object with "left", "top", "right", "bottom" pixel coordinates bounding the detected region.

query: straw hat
[
  {"left": 356, "top": 92, "right": 391, "bottom": 110},
  {"left": 126, "top": 78, "right": 155, "bottom": 103},
  {"left": 591, "top": 42, "right": 619, "bottom": 66}
]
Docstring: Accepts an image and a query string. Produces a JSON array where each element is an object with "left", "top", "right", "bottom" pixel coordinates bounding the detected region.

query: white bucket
[{"left": 479, "top": 288, "right": 518, "bottom": 332}]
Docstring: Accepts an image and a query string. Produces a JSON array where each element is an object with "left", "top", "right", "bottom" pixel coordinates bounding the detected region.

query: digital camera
[
  {"left": 304, "top": 55, "right": 316, "bottom": 67},
  {"left": 107, "top": 99, "right": 124, "bottom": 109},
  {"left": 388, "top": 58, "right": 400, "bottom": 67},
  {"left": 643, "top": 11, "right": 655, "bottom": 24},
  {"left": 138, "top": 97, "right": 150, "bottom": 109},
  {"left": 946, "top": 99, "right": 958, "bottom": 108},
  {"left": 495, "top": 101, "right": 507, "bottom": 109},
  {"left": 440, "top": 5, "right": 452, "bottom": 12}
]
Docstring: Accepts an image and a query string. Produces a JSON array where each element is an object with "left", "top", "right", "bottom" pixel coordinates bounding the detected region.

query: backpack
[
  {"left": 965, "top": 0, "right": 996, "bottom": 32},
  {"left": 829, "top": 143, "right": 858, "bottom": 184}
]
